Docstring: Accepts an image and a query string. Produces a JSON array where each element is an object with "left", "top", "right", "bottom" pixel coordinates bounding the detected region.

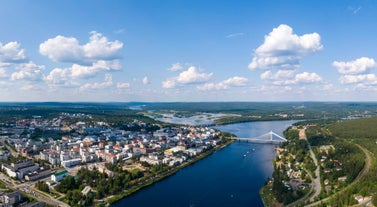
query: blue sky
[{"left": 1, "top": 0, "right": 377, "bottom": 102}]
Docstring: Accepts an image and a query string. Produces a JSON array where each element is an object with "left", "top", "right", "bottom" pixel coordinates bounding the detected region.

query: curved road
[
  {"left": 286, "top": 129, "right": 321, "bottom": 207},
  {"left": 304, "top": 143, "right": 371, "bottom": 207},
  {"left": 306, "top": 138, "right": 321, "bottom": 203},
  {"left": 299, "top": 129, "right": 321, "bottom": 202}
]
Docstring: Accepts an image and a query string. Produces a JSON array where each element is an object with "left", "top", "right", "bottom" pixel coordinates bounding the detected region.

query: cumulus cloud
[
  {"left": 177, "top": 67, "right": 212, "bottom": 83},
  {"left": 79, "top": 74, "right": 113, "bottom": 91},
  {"left": 333, "top": 57, "right": 376, "bottom": 75},
  {"left": 44, "top": 60, "right": 120, "bottom": 86},
  {"left": 43, "top": 68, "right": 71, "bottom": 85},
  {"left": 142, "top": 76, "right": 149, "bottom": 85},
  {"left": 162, "top": 66, "right": 212, "bottom": 88},
  {"left": 39, "top": 31, "right": 123, "bottom": 64},
  {"left": 261, "top": 70, "right": 322, "bottom": 85},
  {"left": 10, "top": 61, "right": 45, "bottom": 81},
  {"left": 70, "top": 60, "right": 121, "bottom": 79},
  {"left": 333, "top": 57, "right": 377, "bottom": 87},
  {"left": 197, "top": 76, "right": 248, "bottom": 90},
  {"left": 260, "top": 70, "right": 296, "bottom": 80},
  {"left": 339, "top": 74, "right": 377, "bottom": 84},
  {"left": 169, "top": 63, "right": 184, "bottom": 71},
  {"left": 0, "top": 41, "right": 27, "bottom": 63},
  {"left": 295, "top": 72, "right": 322, "bottom": 83},
  {"left": 249, "top": 24, "right": 322, "bottom": 70}
]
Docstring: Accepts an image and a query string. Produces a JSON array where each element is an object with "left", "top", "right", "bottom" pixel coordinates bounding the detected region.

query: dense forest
[
  {"left": 2, "top": 102, "right": 377, "bottom": 126},
  {"left": 325, "top": 117, "right": 377, "bottom": 206},
  {"left": 294, "top": 117, "right": 377, "bottom": 206},
  {"left": 328, "top": 116, "right": 377, "bottom": 139}
]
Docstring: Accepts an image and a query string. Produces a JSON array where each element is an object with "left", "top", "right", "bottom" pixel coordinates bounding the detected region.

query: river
[{"left": 113, "top": 120, "right": 296, "bottom": 207}]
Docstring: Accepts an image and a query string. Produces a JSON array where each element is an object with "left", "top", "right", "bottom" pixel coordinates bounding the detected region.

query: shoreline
[{"left": 101, "top": 139, "right": 235, "bottom": 206}]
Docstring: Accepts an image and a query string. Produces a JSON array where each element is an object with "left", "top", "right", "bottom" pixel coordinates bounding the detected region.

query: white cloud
[
  {"left": 20, "top": 84, "right": 43, "bottom": 91},
  {"left": 333, "top": 57, "right": 376, "bottom": 75},
  {"left": 83, "top": 31, "right": 123, "bottom": 60},
  {"left": 114, "top": 28, "right": 126, "bottom": 34},
  {"left": 39, "top": 31, "right": 123, "bottom": 64},
  {"left": 222, "top": 76, "right": 248, "bottom": 86},
  {"left": 79, "top": 74, "right": 113, "bottom": 91},
  {"left": 260, "top": 70, "right": 296, "bottom": 80},
  {"left": 260, "top": 71, "right": 272, "bottom": 80},
  {"left": 226, "top": 33, "right": 244, "bottom": 38},
  {"left": 255, "top": 85, "right": 293, "bottom": 94},
  {"left": 334, "top": 57, "right": 377, "bottom": 87},
  {"left": 169, "top": 63, "right": 184, "bottom": 71},
  {"left": 142, "top": 76, "right": 149, "bottom": 85},
  {"left": 176, "top": 66, "right": 212, "bottom": 84},
  {"left": 43, "top": 68, "right": 71, "bottom": 85},
  {"left": 261, "top": 70, "right": 322, "bottom": 85},
  {"left": 339, "top": 74, "right": 377, "bottom": 84},
  {"left": 163, "top": 66, "right": 212, "bottom": 88},
  {"left": 39, "top": 36, "right": 83, "bottom": 63},
  {"left": 348, "top": 6, "right": 362, "bottom": 14},
  {"left": 44, "top": 60, "right": 120, "bottom": 86},
  {"left": 70, "top": 60, "right": 121, "bottom": 79},
  {"left": 117, "top": 82, "right": 130, "bottom": 89},
  {"left": 197, "top": 76, "right": 248, "bottom": 91},
  {"left": 162, "top": 79, "right": 176, "bottom": 89},
  {"left": 10, "top": 61, "right": 45, "bottom": 81},
  {"left": 0, "top": 41, "right": 26, "bottom": 63},
  {"left": 321, "top": 84, "right": 333, "bottom": 91},
  {"left": 295, "top": 72, "right": 322, "bottom": 83},
  {"left": 0, "top": 68, "right": 7, "bottom": 78},
  {"left": 249, "top": 24, "right": 322, "bottom": 70}
]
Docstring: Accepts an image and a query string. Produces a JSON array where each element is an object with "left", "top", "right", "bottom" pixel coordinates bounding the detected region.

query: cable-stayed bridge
[{"left": 231, "top": 131, "right": 287, "bottom": 144}]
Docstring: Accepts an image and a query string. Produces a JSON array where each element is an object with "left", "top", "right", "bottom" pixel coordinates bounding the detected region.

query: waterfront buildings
[{"left": 0, "top": 112, "right": 221, "bottom": 181}]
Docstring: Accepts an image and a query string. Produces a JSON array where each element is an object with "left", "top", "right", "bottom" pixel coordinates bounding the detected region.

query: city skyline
[{"left": 0, "top": 0, "right": 377, "bottom": 102}]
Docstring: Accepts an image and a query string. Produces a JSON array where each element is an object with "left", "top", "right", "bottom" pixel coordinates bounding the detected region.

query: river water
[{"left": 113, "top": 120, "right": 296, "bottom": 207}]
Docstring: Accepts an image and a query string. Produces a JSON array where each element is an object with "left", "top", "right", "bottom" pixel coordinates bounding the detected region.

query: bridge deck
[{"left": 231, "top": 131, "right": 287, "bottom": 142}]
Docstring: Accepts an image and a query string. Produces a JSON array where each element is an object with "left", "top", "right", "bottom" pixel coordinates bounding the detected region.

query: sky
[{"left": 1, "top": 0, "right": 377, "bottom": 102}]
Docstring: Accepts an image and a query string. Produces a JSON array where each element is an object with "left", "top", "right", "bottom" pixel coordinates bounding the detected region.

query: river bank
[
  {"left": 112, "top": 120, "right": 296, "bottom": 207},
  {"left": 102, "top": 138, "right": 235, "bottom": 206}
]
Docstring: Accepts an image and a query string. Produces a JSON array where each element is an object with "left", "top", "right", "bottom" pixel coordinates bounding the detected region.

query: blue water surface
[{"left": 113, "top": 120, "right": 296, "bottom": 207}]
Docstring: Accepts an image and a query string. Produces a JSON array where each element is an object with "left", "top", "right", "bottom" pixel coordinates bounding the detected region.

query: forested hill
[{"left": 327, "top": 117, "right": 377, "bottom": 139}]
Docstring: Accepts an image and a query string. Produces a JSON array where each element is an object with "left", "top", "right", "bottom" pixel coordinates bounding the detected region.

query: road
[
  {"left": 285, "top": 128, "right": 321, "bottom": 207},
  {"left": 300, "top": 128, "right": 321, "bottom": 202},
  {"left": 286, "top": 169, "right": 314, "bottom": 207},
  {"left": 305, "top": 144, "right": 372, "bottom": 207},
  {"left": 0, "top": 137, "right": 19, "bottom": 157},
  {"left": 0, "top": 172, "right": 69, "bottom": 207}
]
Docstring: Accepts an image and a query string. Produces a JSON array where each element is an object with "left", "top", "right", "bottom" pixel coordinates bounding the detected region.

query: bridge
[{"left": 231, "top": 131, "right": 287, "bottom": 143}]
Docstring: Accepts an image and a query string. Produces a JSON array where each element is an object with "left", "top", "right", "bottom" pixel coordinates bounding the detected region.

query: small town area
[
  {"left": 261, "top": 123, "right": 374, "bottom": 207},
  {"left": 0, "top": 112, "right": 229, "bottom": 207}
]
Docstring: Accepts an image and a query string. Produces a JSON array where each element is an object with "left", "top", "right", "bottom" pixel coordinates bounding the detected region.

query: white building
[
  {"left": 51, "top": 170, "right": 69, "bottom": 182},
  {"left": 61, "top": 158, "right": 81, "bottom": 168}
]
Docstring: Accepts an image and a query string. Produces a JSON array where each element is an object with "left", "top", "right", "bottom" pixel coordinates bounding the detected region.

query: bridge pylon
[{"left": 231, "top": 131, "right": 287, "bottom": 143}]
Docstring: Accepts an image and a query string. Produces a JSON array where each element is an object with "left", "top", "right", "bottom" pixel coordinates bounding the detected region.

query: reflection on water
[{"left": 113, "top": 120, "right": 296, "bottom": 207}]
